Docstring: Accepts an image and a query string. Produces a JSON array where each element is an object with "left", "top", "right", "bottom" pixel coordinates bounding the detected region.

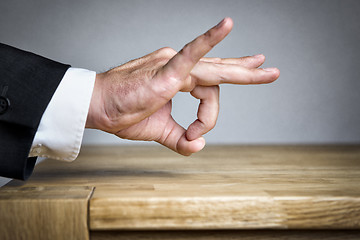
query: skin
[{"left": 85, "top": 17, "right": 280, "bottom": 156}]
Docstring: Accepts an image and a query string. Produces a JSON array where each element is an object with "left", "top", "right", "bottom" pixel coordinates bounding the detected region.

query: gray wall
[{"left": 1, "top": 0, "right": 359, "bottom": 146}]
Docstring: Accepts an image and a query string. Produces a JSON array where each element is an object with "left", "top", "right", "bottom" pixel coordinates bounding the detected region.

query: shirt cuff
[{"left": 29, "top": 68, "right": 96, "bottom": 161}]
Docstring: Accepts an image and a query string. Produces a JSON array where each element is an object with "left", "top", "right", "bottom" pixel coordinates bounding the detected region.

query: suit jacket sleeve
[{"left": 0, "top": 43, "right": 70, "bottom": 180}]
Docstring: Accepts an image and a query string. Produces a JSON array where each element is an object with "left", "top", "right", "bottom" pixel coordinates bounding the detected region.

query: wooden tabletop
[{"left": 1, "top": 145, "right": 360, "bottom": 238}]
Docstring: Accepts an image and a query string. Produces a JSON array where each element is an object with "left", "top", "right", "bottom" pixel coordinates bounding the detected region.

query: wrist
[{"left": 85, "top": 73, "right": 106, "bottom": 130}]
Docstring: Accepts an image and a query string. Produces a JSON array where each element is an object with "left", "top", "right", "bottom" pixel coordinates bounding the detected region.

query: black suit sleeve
[{"left": 0, "top": 43, "right": 70, "bottom": 180}]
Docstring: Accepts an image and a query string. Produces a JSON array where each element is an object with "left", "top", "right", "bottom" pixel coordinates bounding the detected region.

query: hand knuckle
[
  {"left": 159, "top": 47, "right": 176, "bottom": 57},
  {"left": 202, "top": 31, "right": 216, "bottom": 48},
  {"left": 248, "top": 71, "right": 257, "bottom": 84},
  {"left": 209, "top": 119, "right": 217, "bottom": 130},
  {"left": 201, "top": 118, "right": 216, "bottom": 131},
  {"left": 181, "top": 43, "right": 191, "bottom": 56}
]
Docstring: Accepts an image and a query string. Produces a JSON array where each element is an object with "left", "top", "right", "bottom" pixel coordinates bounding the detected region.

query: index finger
[{"left": 159, "top": 17, "right": 233, "bottom": 88}]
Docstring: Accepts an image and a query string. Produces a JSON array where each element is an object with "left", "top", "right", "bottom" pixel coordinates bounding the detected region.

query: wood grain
[
  {"left": 7, "top": 145, "right": 360, "bottom": 231},
  {"left": 0, "top": 186, "right": 93, "bottom": 240}
]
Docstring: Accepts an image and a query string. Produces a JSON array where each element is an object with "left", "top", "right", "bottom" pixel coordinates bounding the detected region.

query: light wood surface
[
  {"left": 0, "top": 186, "right": 93, "bottom": 240},
  {"left": 6, "top": 145, "right": 360, "bottom": 232}
]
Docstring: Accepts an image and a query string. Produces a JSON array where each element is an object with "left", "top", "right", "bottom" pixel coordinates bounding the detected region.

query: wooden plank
[
  {"left": 0, "top": 186, "right": 94, "bottom": 240},
  {"left": 90, "top": 230, "right": 360, "bottom": 240},
  {"left": 87, "top": 145, "right": 360, "bottom": 230},
  {"left": 90, "top": 191, "right": 360, "bottom": 230},
  {"left": 9, "top": 145, "right": 360, "bottom": 230}
]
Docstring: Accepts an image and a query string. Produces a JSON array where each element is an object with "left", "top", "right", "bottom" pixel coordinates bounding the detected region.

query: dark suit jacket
[{"left": 0, "top": 43, "right": 70, "bottom": 180}]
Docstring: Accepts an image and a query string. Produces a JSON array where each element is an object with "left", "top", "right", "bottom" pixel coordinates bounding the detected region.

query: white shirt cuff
[{"left": 29, "top": 68, "right": 96, "bottom": 161}]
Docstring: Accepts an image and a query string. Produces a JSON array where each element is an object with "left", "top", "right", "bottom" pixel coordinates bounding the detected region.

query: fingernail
[
  {"left": 253, "top": 54, "right": 264, "bottom": 58},
  {"left": 263, "top": 67, "right": 278, "bottom": 72},
  {"left": 216, "top": 18, "right": 226, "bottom": 28}
]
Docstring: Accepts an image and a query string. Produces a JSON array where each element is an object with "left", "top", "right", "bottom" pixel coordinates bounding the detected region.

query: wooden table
[{"left": 1, "top": 145, "right": 360, "bottom": 239}]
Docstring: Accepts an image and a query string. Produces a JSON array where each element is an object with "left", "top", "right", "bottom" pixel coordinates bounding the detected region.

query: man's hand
[{"left": 85, "top": 18, "right": 280, "bottom": 155}]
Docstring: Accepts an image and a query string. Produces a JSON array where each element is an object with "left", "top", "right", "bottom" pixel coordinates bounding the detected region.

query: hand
[{"left": 86, "top": 17, "right": 280, "bottom": 155}]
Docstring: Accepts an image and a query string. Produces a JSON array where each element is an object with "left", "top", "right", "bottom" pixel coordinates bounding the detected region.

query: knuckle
[
  {"left": 209, "top": 122, "right": 217, "bottom": 130},
  {"left": 212, "top": 61, "right": 224, "bottom": 72},
  {"left": 180, "top": 43, "right": 192, "bottom": 57},
  {"left": 199, "top": 116, "right": 216, "bottom": 132},
  {"left": 248, "top": 70, "right": 257, "bottom": 84},
  {"left": 159, "top": 47, "right": 176, "bottom": 57},
  {"left": 152, "top": 57, "right": 171, "bottom": 68},
  {"left": 202, "top": 30, "right": 215, "bottom": 47},
  {"left": 153, "top": 75, "right": 179, "bottom": 99},
  {"left": 177, "top": 45, "right": 196, "bottom": 70},
  {"left": 213, "top": 64, "right": 225, "bottom": 84},
  {"left": 204, "top": 119, "right": 217, "bottom": 131},
  {"left": 203, "top": 30, "right": 212, "bottom": 40}
]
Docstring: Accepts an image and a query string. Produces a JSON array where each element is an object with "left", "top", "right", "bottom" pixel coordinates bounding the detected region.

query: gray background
[{"left": 1, "top": 0, "right": 359, "bottom": 147}]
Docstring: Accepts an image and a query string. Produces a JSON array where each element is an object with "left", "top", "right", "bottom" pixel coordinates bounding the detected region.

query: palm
[{"left": 115, "top": 101, "right": 174, "bottom": 142}]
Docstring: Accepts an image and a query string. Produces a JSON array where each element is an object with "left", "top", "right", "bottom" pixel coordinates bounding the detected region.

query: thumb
[{"left": 157, "top": 116, "right": 206, "bottom": 156}]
